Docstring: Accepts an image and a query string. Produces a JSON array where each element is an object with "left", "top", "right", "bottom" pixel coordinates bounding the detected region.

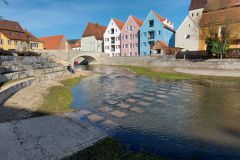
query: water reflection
[{"left": 72, "top": 66, "right": 240, "bottom": 160}]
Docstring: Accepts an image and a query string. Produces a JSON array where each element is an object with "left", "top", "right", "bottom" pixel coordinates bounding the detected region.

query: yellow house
[
  {"left": 199, "top": 0, "right": 240, "bottom": 50},
  {"left": 0, "top": 19, "right": 43, "bottom": 51}
]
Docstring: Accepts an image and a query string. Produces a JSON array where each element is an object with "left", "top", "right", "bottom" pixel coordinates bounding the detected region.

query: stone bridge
[{"left": 37, "top": 50, "right": 109, "bottom": 66}]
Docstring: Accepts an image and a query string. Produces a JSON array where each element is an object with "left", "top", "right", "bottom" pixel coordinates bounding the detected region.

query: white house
[
  {"left": 175, "top": 0, "right": 207, "bottom": 51},
  {"left": 104, "top": 18, "right": 125, "bottom": 57}
]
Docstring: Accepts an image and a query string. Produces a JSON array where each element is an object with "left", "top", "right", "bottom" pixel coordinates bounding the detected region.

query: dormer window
[
  {"left": 111, "top": 28, "right": 114, "bottom": 34},
  {"left": 149, "top": 20, "right": 154, "bottom": 27},
  {"left": 192, "top": 13, "right": 194, "bottom": 17}
]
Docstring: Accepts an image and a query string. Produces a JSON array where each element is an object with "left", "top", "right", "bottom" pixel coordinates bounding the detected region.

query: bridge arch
[{"left": 72, "top": 55, "right": 98, "bottom": 65}]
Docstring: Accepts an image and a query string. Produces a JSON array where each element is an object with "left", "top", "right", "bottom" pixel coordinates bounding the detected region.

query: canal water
[{"left": 71, "top": 66, "right": 240, "bottom": 160}]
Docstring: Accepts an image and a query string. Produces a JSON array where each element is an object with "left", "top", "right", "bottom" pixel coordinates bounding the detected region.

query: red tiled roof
[
  {"left": 25, "top": 31, "right": 43, "bottom": 42},
  {"left": 112, "top": 18, "right": 125, "bottom": 30},
  {"left": 189, "top": 0, "right": 207, "bottom": 11},
  {"left": 0, "top": 19, "right": 25, "bottom": 32},
  {"left": 82, "top": 22, "right": 106, "bottom": 40},
  {"left": 131, "top": 16, "right": 144, "bottom": 27},
  {"left": 0, "top": 19, "right": 28, "bottom": 41},
  {"left": 39, "top": 35, "right": 65, "bottom": 50},
  {"left": 152, "top": 11, "right": 175, "bottom": 32},
  {"left": 203, "top": 0, "right": 240, "bottom": 12},
  {"left": 152, "top": 40, "right": 168, "bottom": 50},
  {"left": 200, "top": 0, "right": 240, "bottom": 26},
  {"left": 70, "top": 40, "right": 81, "bottom": 48},
  {"left": 152, "top": 11, "right": 166, "bottom": 22}
]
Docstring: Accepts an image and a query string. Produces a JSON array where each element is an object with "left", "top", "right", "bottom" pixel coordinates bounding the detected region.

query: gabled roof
[
  {"left": 189, "top": 0, "right": 207, "bottom": 11},
  {"left": 131, "top": 16, "right": 144, "bottom": 27},
  {"left": 0, "top": 19, "right": 29, "bottom": 41},
  {"left": 152, "top": 11, "right": 166, "bottom": 22},
  {"left": 25, "top": 31, "right": 43, "bottom": 42},
  {"left": 112, "top": 18, "right": 125, "bottom": 30},
  {"left": 82, "top": 22, "right": 106, "bottom": 40},
  {"left": 151, "top": 11, "right": 175, "bottom": 32},
  {"left": 152, "top": 40, "right": 168, "bottom": 50},
  {"left": 39, "top": 35, "right": 65, "bottom": 50},
  {"left": 0, "top": 19, "right": 25, "bottom": 32},
  {"left": 203, "top": 0, "right": 240, "bottom": 12},
  {"left": 69, "top": 40, "right": 81, "bottom": 48},
  {"left": 200, "top": 0, "right": 240, "bottom": 26}
]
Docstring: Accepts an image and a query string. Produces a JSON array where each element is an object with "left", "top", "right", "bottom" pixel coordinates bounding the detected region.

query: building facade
[
  {"left": 199, "top": 0, "right": 240, "bottom": 50},
  {"left": 121, "top": 16, "right": 143, "bottom": 56},
  {"left": 175, "top": 0, "right": 207, "bottom": 51},
  {"left": 0, "top": 19, "right": 43, "bottom": 51},
  {"left": 69, "top": 39, "right": 81, "bottom": 51},
  {"left": 81, "top": 23, "right": 106, "bottom": 52},
  {"left": 104, "top": 18, "right": 125, "bottom": 57},
  {"left": 39, "top": 35, "right": 70, "bottom": 51},
  {"left": 140, "top": 10, "right": 175, "bottom": 56}
]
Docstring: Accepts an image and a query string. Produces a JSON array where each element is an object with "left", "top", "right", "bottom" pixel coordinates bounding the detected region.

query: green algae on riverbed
[
  {"left": 62, "top": 138, "right": 168, "bottom": 160},
  {"left": 38, "top": 76, "right": 83, "bottom": 114},
  {"left": 126, "top": 66, "right": 240, "bottom": 84}
]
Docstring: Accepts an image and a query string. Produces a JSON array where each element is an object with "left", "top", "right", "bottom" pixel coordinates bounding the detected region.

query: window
[
  {"left": 148, "top": 31, "right": 155, "bottom": 39},
  {"left": 189, "top": 24, "right": 191, "bottom": 27},
  {"left": 130, "top": 26, "right": 133, "bottom": 31},
  {"left": 219, "top": 26, "right": 226, "bottom": 38},
  {"left": 185, "top": 34, "right": 191, "bottom": 39},
  {"left": 0, "top": 39, "right": 3, "bottom": 45},
  {"left": 197, "top": 13, "right": 199, "bottom": 16},
  {"left": 8, "top": 40, "right": 11, "bottom": 45},
  {"left": 135, "top": 34, "right": 138, "bottom": 38},
  {"left": 144, "top": 32, "right": 147, "bottom": 37},
  {"left": 149, "top": 20, "right": 154, "bottom": 27},
  {"left": 143, "top": 42, "right": 147, "bottom": 46},
  {"left": 125, "top": 35, "right": 128, "bottom": 39},
  {"left": 130, "top": 34, "right": 133, "bottom": 40},
  {"left": 125, "top": 44, "right": 128, "bottom": 48},
  {"left": 130, "top": 44, "right": 132, "bottom": 49},
  {"left": 192, "top": 13, "right": 194, "bottom": 17},
  {"left": 111, "top": 28, "right": 114, "bottom": 34},
  {"left": 158, "top": 30, "right": 161, "bottom": 35},
  {"left": 123, "top": 44, "right": 125, "bottom": 48},
  {"left": 135, "top": 43, "right": 138, "bottom": 47}
]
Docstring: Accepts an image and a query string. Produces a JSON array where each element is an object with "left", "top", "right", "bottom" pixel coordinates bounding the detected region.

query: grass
[
  {"left": 62, "top": 138, "right": 168, "bottom": 160},
  {"left": 126, "top": 66, "right": 193, "bottom": 80},
  {"left": 38, "top": 76, "right": 83, "bottom": 114},
  {"left": 125, "top": 66, "right": 240, "bottom": 84}
]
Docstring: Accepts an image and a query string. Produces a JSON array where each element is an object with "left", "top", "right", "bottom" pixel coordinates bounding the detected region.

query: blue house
[{"left": 140, "top": 10, "right": 175, "bottom": 56}]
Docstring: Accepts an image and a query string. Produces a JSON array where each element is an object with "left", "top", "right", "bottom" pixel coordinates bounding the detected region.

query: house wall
[
  {"left": 199, "top": 22, "right": 240, "bottom": 50},
  {"left": 176, "top": 8, "right": 204, "bottom": 51},
  {"left": 30, "top": 41, "right": 44, "bottom": 50},
  {"left": 81, "top": 36, "right": 103, "bottom": 52},
  {"left": 104, "top": 19, "right": 122, "bottom": 57},
  {"left": 121, "top": 17, "right": 141, "bottom": 56},
  {"left": 140, "top": 11, "right": 174, "bottom": 56}
]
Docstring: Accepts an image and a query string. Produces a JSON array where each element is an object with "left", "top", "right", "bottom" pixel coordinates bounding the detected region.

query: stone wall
[{"left": 0, "top": 70, "right": 66, "bottom": 105}]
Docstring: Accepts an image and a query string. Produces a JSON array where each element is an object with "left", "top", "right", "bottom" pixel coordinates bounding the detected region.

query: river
[{"left": 72, "top": 66, "right": 240, "bottom": 160}]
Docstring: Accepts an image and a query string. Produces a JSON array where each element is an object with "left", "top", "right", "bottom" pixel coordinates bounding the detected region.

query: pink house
[{"left": 121, "top": 16, "right": 143, "bottom": 56}]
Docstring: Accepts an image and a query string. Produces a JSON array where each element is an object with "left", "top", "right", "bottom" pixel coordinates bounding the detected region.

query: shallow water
[{"left": 72, "top": 66, "right": 240, "bottom": 160}]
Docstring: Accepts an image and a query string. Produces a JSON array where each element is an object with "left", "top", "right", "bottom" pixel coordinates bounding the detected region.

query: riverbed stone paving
[
  {"left": 87, "top": 114, "right": 105, "bottom": 122},
  {"left": 99, "top": 106, "right": 113, "bottom": 112},
  {"left": 110, "top": 110, "right": 127, "bottom": 118},
  {"left": 100, "top": 119, "right": 119, "bottom": 128},
  {"left": 126, "top": 98, "right": 137, "bottom": 103},
  {"left": 117, "top": 103, "right": 130, "bottom": 109},
  {"left": 138, "top": 101, "right": 151, "bottom": 106},
  {"left": 129, "top": 107, "right": 144, "bottom": 113}
]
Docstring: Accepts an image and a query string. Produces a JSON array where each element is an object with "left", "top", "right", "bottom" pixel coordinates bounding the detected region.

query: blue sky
[{"left": 0, "top": 0, "right": 191, "bottom": 39}]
